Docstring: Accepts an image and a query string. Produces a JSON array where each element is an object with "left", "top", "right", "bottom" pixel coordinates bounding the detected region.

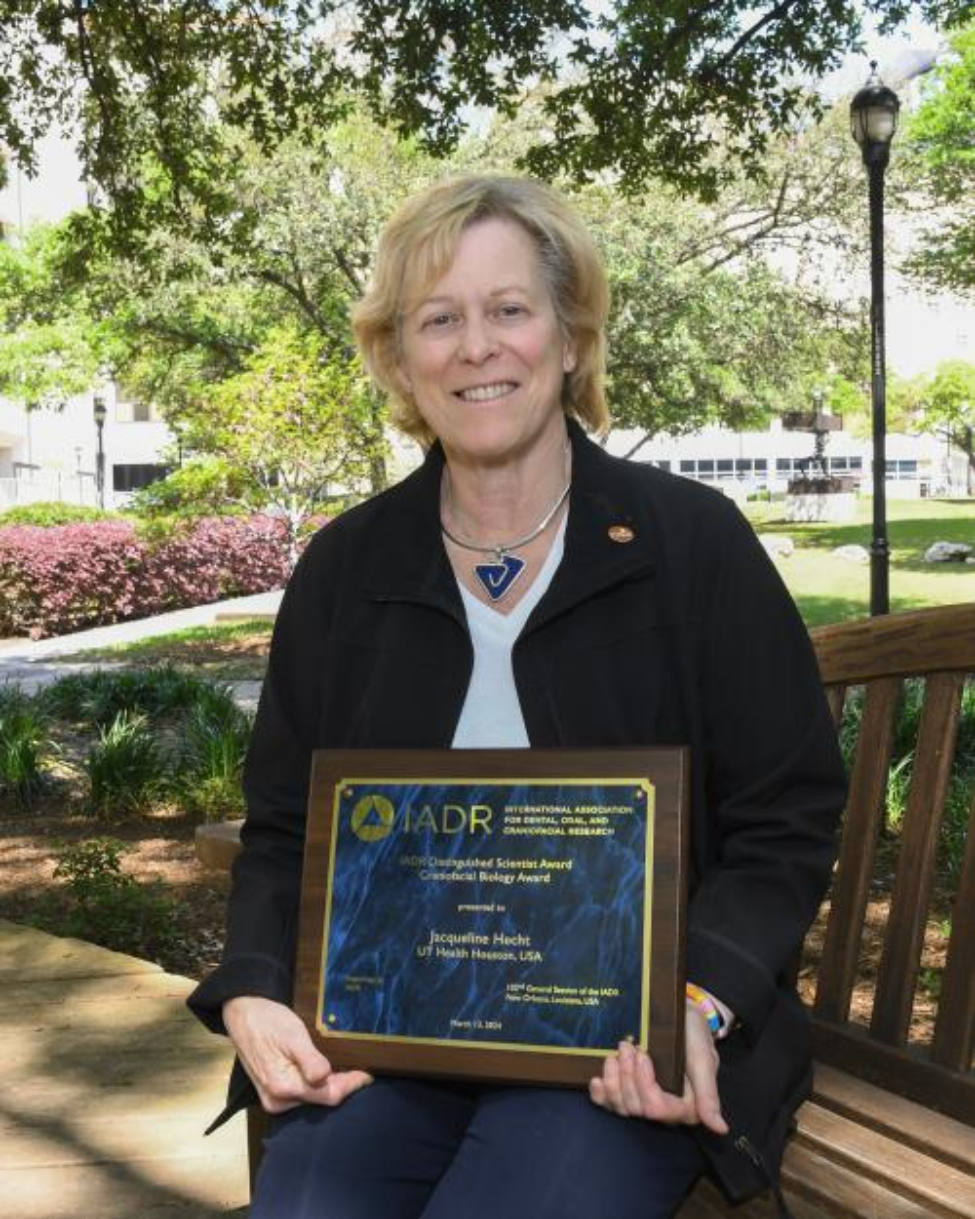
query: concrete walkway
[
  {"left": 0, "top": 590, "right": 282, "bottom": 700},
  {"left": 1, "top": 920, "right": 249, "bottom": 1218}
]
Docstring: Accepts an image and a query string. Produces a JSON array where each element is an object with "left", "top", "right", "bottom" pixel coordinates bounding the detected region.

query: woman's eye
[
  {"left": 497, "top": 304, "right": 525, "bottom": 319},
  {"left": 423, "top": 312, "right": 456, "bottom": 329}
]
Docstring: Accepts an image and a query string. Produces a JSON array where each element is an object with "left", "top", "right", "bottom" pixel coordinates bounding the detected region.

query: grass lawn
[
  {"left": 743, "top": 498, "right": 975, "bottom": 628},
  {"left": 57, "top": 619, "right": 273, "bottom": 679}
]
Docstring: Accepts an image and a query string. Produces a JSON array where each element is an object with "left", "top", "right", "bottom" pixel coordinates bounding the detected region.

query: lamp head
[
  {"left": 851, "top": 63, "right": 900, "bottom": 168},
  {"left": 93, "top": 396, "right": 107, "bottom": 426}
]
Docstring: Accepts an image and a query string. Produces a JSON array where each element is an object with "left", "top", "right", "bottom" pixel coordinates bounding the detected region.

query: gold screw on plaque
[
  {"left": 608, "top": 524, "right": 635, "bottom": 543},
  {"left": 328, "top": 1014, "right": 338, "bottom": 1025}
]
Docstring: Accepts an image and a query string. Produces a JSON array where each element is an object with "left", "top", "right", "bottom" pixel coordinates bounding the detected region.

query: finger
[
  {"left": 598, "top": 1052, "right": 625, "bottom": 1115},
  {"left": 633, "top": 1049, "right": 696, "bottom": 1125},
  {"left": 313, "top": 1070, "right": 374, "bottom": 1107},
  {"left": 685, "top": 1047, "right": 727, "bottom": 1134},
  {"left": 288, "top": 1036, "right": 333, "bottom": 1089},
  {"left": 684, "top": 1009, "right": 728, "bottom": 1135},
  {"left": 616, "top": 1041, "right": 646, "bottom": 1117}
]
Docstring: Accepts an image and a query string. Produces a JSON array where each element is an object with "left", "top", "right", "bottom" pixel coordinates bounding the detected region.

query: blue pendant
[{"left": 474, "top": 554, "right": 525, "bottom": 602}]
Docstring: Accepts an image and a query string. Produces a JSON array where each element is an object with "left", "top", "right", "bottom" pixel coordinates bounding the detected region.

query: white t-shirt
[{"left": 451, "top": 514, "right": 567, "bottom": 748}]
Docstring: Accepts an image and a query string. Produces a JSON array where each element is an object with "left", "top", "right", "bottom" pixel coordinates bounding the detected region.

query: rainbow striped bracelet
[{"left": 685, "top": 982, "right": 723, "bottom": 1037}]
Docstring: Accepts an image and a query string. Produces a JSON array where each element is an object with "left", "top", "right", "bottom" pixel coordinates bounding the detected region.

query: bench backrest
[{"left": 808, "top": 602, "right": 975, "bottom": 1124}]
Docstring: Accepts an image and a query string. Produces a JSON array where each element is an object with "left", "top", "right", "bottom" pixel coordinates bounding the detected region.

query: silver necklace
[{"left": 441, "top": 473, "right": 571, "bottom": 603}]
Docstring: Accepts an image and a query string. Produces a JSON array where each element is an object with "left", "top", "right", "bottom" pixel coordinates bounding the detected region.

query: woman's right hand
[{"left": 223, "top": 995, "right": 373, "bottom": 1114}]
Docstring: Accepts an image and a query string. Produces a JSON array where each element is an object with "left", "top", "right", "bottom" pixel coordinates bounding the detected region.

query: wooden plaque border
[{"left": 294, "top": 747, "right": 688, "bottom": 1093}]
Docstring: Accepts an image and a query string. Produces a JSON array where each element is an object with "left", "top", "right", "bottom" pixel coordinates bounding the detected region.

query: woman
[{"left": 188, "top": 176, "right": 846, "bottom": 1219}]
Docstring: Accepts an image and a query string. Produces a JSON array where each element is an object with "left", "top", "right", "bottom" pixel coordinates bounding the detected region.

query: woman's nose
[{"left": 458, "top": 318, "right": 498, "bottom": 363}]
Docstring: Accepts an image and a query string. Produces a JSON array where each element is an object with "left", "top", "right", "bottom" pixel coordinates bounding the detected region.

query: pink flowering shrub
[{"left": 0, "top": 516, "right": 292, "bottom": 638}]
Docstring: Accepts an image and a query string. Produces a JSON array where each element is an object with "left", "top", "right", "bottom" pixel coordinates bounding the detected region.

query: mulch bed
[{"left": 0, "top": 805, "right": 231, "bottom": 980}]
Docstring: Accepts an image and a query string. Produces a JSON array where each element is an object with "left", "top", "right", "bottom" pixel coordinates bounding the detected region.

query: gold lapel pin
[{"left": 608, "top": 524, "right": 635, "bottom": 544}]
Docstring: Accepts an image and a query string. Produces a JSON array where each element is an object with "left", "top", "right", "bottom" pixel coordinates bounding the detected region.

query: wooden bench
[{"left": 197, "top": 602, "right": 975, "bottom": 1217}]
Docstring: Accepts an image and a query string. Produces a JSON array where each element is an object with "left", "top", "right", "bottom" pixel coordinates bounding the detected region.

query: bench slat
[
  {"left": 814, "top": 677, "right": 901, "bottom": 1023},
  {"left": 784, "top": 1145, "right": 956, "bottom": 1219},
  {"left": 871, "top": 672, "right": 964, "bottom": 1046},
  {"left": 795, "top": 1102, "right": 975, "bottom": 1217},
  {"left": 825, "top": 684, "right": 846, "bottom": 730},
  {"left": 932, "top": 783, "right": 975, "bottom": 1071},
  {"left": 811, "top": 1018, "right": 975, "bottom": 1123},
  {"left": 812, "top": 604, "right": 975, "bottom": 686},
  {"left": 812, "top": 1061, "right": 975, "bottom": 1175}
]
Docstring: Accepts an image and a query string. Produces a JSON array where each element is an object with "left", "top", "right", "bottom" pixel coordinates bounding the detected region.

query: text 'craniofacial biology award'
[{"left": 294, "top": 749, "right": 688, "bottom": 1091}]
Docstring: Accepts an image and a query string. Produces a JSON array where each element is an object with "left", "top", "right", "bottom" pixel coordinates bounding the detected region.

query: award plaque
[{"left": 294, "top": 748, "right": 688, "bottom": 1093}]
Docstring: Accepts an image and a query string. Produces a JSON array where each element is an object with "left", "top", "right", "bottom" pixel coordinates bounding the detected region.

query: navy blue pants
[{"left": 249, "top": 1078, "right": 704, "bottom": 1219}]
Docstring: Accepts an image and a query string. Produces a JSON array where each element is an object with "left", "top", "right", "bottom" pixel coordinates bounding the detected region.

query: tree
[
  {"left": 1, "top": 1, "right": 968, "bottom": 250},
  {"left": 27, "top": 96, "right": 868, "bottom": 462},
  {"left": 0, "top": 226, "right": 102, "bottom": 408},
  {"left": 900, "top": 23, "right": 975, "bottom": 295},
  {"left": 175, "top": 324, "right": 385, "bottom": 563},
  {"left": 914, "top": 360, "right": 975, "bottom": 492}
]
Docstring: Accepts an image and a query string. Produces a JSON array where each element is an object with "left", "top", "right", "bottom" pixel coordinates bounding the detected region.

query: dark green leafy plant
[
  {"left": 0, "top": 687, "right": 48, "bottom": 807},
  {"left": 177, "top": 688, "right": 252, "bottom": 822},
  {"left": 839, "top": 679, "right": 975, "bottom": 886},
  {"left": 86, "top": 711, "right": 165, "bottom": 816},
  {"left": 41, "top": 666, "right": 218, "bottom": 726},
  {"left": 44, "top": 838, "right": 178, "bottom": 958}
]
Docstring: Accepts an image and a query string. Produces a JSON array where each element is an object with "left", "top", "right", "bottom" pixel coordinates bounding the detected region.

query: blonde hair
[{"left": 352, "top": 175, "right": 610, "bottom": 445}]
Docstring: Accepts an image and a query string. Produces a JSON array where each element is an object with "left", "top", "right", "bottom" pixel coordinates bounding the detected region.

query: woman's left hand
[{"left": 589, "top": 1006, "right": 729, "bottom": 1135}]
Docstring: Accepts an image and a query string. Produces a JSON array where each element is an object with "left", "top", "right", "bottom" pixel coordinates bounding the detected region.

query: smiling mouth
[{"left": 456, "top": 382, "right": 518, "bottom": 403}]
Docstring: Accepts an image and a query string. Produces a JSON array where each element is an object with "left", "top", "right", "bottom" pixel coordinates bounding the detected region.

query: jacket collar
[{"left": 362, "top": 419, "right": 655, "bottom": 624}]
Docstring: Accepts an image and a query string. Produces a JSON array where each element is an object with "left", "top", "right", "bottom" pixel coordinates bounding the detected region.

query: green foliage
[
  {"left": 0, "top": 226, "right": 105, "bottom": 407},
  {"left": 0, "top": 501, "right": 116, "bottom": 527},
  {"left": 128, "top": 458, "right": 253, "bottom": 523},
  {"left": 902, "top": 24, "right": 975, "bottom": 295},
  {"left": 85, "top": 711, "right": 166, "bottom": 817},
  {"left": 894, "top": 360, "right": 975, "bottom": 491},
  {"left": 838, "top": 679, "right": 975, "bottom": 887},
  {"left": 177, "top": 688, "right": 252, "bottom": 822},
  {"left": 45, "top": 838, "right": 178, "bottom": 958},
  {"left": 41, "top": 666, "right": 209, "bottom": 727},
  {"left": 181, "top": 323, "right": 383, "bottom": 559},
  {"left": 0, "top": 688, "right": 47, "bottom": 808},
  {"left": 0, "top": 0, "right": 967, "bottom": 243}
]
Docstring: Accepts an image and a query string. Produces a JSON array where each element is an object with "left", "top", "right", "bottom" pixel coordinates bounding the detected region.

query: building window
[
  {"left": 112, "top": 463, "right": 169, "bottom": 492},
  {"left": 654, "top": 460, "right": 671, "bottom": 472},
  {"left": 680, "top": 460, "right": 695, "bottom": 473},
  {"left": 115, "top": 383, "right": 158, "bottom": 423}
]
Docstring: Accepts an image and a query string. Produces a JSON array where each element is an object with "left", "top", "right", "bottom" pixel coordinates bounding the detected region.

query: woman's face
[{"left": 397, "top": 217, "right": 576, "bottom": 466}]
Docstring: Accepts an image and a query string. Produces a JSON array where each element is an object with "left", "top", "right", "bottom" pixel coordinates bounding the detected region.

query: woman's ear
[{"left": 562, "top": 340, "right": 577, "bottom": 375}]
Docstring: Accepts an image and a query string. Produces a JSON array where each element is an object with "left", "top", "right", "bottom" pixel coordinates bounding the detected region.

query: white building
[
  {"left": 0, "top": 383, "right": 172, "bottom": 512},
  {"left": 605, "top": 418, "right": 966, "bottom": 500}
]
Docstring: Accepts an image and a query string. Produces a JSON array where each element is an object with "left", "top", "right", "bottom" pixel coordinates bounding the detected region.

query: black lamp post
[
  {"left": 93, "top": 395, "right": 107, "bottom": 509},
  {"left": 851, "top": 63, "right": 900, "bottom": 617}
]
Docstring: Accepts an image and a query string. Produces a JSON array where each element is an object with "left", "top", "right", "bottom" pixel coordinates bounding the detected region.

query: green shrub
[
  {"left": 129, "top": 459, "right": 253, "bottom": 540},
  {"left": 44, "top": 837, "right": 178, "bottom": 958},
  {"left": 86, "top": 711, "right": 167, "bottom": 816},
  {"left": 177, "top": 689, "right": 252, "bottom": 821},
  {"left": 0, "top": 501, "right": 116, "bottom": 527},
  {"left": 41, "top": 666, "right": 216, "bottom": 726},
  {"left": 839, "top": 678, "right": 975, "bottom": 886},
  {"left": 0, "top": 688, "right": 47, "bottom": 807}
]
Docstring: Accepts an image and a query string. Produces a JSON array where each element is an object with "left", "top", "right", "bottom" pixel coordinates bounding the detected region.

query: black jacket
[{"left": 188, "top": 421, "right": 846, "bottom": 1200}]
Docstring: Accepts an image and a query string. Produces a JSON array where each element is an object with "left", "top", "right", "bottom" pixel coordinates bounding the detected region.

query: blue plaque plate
[{"left": 294, "top": 749, "right": 688, "bottom": 1090}]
